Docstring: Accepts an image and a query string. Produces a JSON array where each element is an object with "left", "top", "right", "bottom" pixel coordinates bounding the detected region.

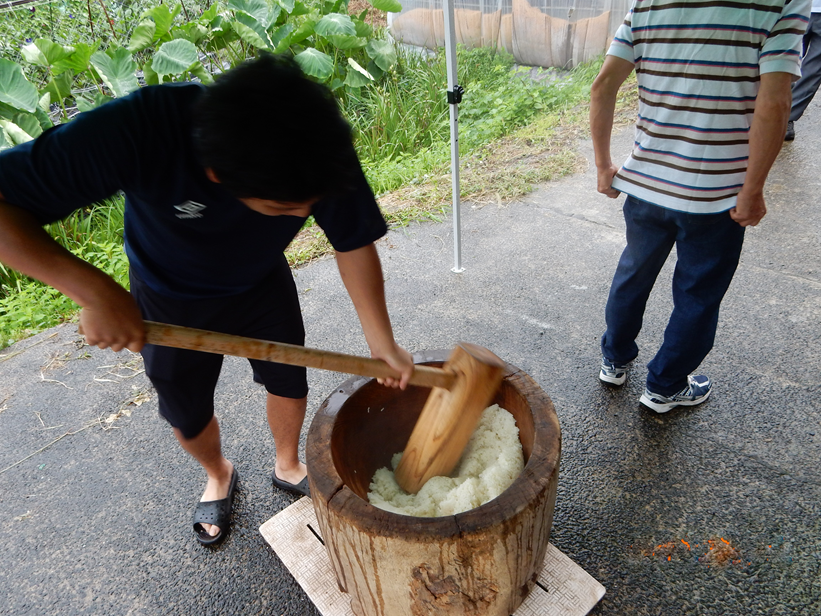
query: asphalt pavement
[{"left": 1, "top": 105, "right": 819, "bottom": 615}]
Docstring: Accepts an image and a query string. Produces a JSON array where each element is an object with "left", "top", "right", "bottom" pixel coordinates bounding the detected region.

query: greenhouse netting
[{"left": 389, "top": 0, "right": 631, "bottom": 68}]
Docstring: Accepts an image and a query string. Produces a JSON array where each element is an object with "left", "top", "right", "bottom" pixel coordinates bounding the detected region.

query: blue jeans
[
  {"left": 791, "top": 12, "right": 821, "bottom": 122},
  {"left": 601, "top": 195, "right": 745, "bottom": 396}
]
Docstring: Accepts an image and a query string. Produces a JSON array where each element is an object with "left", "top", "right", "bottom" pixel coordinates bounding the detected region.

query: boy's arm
[
  {"left": 590, "top": 55, "right": 635, "bottom": 198},
  {"left": 0, "top": 195, "right": 145, "bottom": 351},
  {"left": 335, "top": 243, "right": 414, "bottom": 389}
]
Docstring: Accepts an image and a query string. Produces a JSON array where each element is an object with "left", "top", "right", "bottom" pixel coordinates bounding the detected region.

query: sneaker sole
[
  {"left": 639, "top": 388, "right": 711, "bottom": 414},
  {"left": 599, "top": 371, "right": 627, "bottom": 386}
]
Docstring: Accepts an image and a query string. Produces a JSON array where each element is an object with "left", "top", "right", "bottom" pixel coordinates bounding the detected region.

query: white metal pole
[{"left": 442, "top": 0, "right": 464, "bottom": 273}]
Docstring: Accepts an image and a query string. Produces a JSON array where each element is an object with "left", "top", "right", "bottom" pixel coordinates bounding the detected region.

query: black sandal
[
  {"left": 193, "top": 469, "right": 239, "bottom": 546},
  {"left": 272, "top": 471, "right": 310, "bottom": 497}
]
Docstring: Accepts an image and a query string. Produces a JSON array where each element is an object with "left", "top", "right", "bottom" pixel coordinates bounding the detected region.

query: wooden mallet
[
  {"left": 143, "top": 322, "right": 505, "bottom": 494},
  {"left": 392, "top": 342, "right": 505, "bottom": 493}
]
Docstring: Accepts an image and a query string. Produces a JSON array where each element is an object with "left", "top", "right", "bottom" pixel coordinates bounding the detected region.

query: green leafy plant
[{"left": 0, "top": 0, "right": 404, "bottom": 145}]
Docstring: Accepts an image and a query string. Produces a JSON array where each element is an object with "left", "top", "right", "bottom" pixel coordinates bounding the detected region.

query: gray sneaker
[
  {"left": 600, "top": 357, "right": 629, "bottom": 386},
  {"left": 639, "top": 375, "right": 712, "bottom": 413},
  {"left": 785, "top": 120, "right": 795, "bottom": 141}
]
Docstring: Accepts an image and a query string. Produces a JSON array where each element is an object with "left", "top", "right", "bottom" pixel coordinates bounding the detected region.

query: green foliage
[
  {"left": 295, "top": 47, "right": 334, "bottom": 80},
  {"left": 0, "top": 0, "right": 404, "bottom": 137},
  {"left": 151, "top": 39, "right": 199, "bottom": 75},
  {"left": 90, "top": 46, "right": 140, "bottom": 97},
  {"left": 369, "top": 0, "right": 401, "bottom": 11},
  {"left": 0, "top": 58, "right": 39, "bottom": 112},
  {"left": 21, "top": 38, "right": 75, "bottom": 69},
  {"left": 0, "top": 239, "right": 130, "bottom": 347}
]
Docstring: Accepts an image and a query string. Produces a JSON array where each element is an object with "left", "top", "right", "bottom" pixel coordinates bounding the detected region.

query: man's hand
[
  {"left": 597, "top": 163, "right": 621, "bottom": 198},
  {"left": 730, "top": 71, "right": 791, "bottom": 228},
  {"left": 730, "top": 189, "right": 767, "bottom": 227},
  {"left": 78, "top": 285, "right": 146, "bottom": 352},
  {"left": 590, "top": 55, "right": 634, "bottom": 200},
  {"left": 371, "top": 342, "right": 414, "bottom": 390}
]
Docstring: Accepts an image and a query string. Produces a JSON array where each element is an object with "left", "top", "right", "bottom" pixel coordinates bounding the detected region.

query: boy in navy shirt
[{"left": 0, "top": 54, "right": 414, "bottom": 545}]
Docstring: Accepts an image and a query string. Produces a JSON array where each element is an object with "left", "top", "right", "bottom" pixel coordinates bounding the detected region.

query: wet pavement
[{"left": 1, "top": 105, "right": 819, "bottom": 615}]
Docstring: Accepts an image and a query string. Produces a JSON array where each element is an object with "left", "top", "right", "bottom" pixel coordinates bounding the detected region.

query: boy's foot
[
  {"left": 639, "top": 375, "right": 712, "bottom": 414},
  {"left": 196, "top": 459, "right": 235, "bottom": 539},
  {"left": 785, "top": 120, "right": 795, "bottom": 141},
  {"left": 599, "top": 357, "right": 629, "bottom": 386},
  {"left": 193, "top": 467, "right": 239, "bottom": 546},
  {"left": 272, "top": 472, "right": 311, "bottom": 497},
  {"left": 273, "top": 460, "right": 308, "bottom": 496}
]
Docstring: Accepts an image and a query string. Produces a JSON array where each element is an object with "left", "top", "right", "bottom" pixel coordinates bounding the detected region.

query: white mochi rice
[{"left": 367, "top": 404, "right": 524, "bottom": 517}]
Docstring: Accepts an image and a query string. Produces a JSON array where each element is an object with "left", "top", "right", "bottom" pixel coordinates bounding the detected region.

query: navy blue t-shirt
[{"left": 0, "top": 83, "right": 387, "bottom": 299}]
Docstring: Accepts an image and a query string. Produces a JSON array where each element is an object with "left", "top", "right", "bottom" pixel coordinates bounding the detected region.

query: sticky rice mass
[{"left": 367, "top": 404, "right": 524, "bottom": 517}]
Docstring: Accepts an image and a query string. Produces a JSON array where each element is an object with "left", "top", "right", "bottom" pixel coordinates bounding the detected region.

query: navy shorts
[{"left": 130, "top": 255, "right": 308, "bottom": 439}]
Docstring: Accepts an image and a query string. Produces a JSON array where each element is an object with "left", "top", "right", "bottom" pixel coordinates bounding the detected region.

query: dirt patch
[
  {"left": 349, "top": 0, "right": 387, "bottom": 27},
  {"left": 380, "top": 111, "right": 588, "bottom": 213},
  {"left": 701, "top": 537, "right": 743, "bottom": 566},
  {"left": 638, "top": 536, "right": 745, "bottom": 567}
]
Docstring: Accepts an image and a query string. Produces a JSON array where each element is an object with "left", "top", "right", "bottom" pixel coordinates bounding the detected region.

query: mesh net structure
[{"left": 388, "top": 0, "right": 631, "bottom": 68}]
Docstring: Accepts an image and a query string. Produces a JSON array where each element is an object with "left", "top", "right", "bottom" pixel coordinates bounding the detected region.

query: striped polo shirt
[{"left": 608, "top": 0, "right": 810, "bottom": 213}]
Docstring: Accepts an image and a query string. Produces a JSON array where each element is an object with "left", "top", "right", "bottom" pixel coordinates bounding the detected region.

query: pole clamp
[{"left": 447, "top": 85, "right": 465, "bottom": 105}]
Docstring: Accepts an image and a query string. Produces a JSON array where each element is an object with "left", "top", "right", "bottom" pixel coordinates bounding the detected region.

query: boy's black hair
[{"left": 193, "top": 53, "right": 359, "bottom": 203}]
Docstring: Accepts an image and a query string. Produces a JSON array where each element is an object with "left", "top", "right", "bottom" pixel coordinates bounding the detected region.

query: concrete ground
[{"left": 1, "top": 107, "right": 819, "bottom": 615}]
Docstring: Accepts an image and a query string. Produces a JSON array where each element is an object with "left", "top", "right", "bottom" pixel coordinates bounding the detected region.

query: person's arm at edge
[
  {"left": 335, "top": 242, "right": 414, "bottom": 389},
  {"left": 590, "top": 55, "right": 635, "bottom": 198},
  {"left": 730, "top": 71, "right": 793, "bottom": 227},
  {"left": 0, "top": 193, "right": 145, "bottom": 351}
]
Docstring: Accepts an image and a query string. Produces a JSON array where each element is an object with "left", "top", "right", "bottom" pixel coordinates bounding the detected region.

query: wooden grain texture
[
  {"left": 306, "top": 352, "right": 562, "bottom": 616},
  {"left": 144, "top": 321, "right": 454, "bottom": 389},
  {"left": 394, "top": 343, "right": 506, "bottom": 494},
  {"left": 259, "top": 498, "right": 605, "bottom": 616}
]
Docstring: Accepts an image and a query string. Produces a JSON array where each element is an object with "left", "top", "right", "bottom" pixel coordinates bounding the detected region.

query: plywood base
[{"left": 260, "top": 498, "right": 605, "bottom": 616}]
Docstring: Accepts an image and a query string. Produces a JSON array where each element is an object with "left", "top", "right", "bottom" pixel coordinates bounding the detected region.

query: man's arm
[
  {"left": 0, "top": 195, "right": 145, "bottom": 351},
  {"left": 730, "top": 72, "right": 793, "bottom": 227},
  {"left": 590, "top": 55, "right": 635, "bottom": 198},
  {"left": 335, "top": 243, "right": 414, "bottom": 389}
]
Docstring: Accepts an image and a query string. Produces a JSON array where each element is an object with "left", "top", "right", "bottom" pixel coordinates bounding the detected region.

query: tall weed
[
  {"left": 345, "top": 45, "right": 450, "bottom": 165},
  {"left": 357, "top": 49, "right": 603, "bottom": 194}
]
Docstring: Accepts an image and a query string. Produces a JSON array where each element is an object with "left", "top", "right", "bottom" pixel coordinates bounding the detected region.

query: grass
[{"left": 351, "top": 47, "right": 602, "bottom": 196}]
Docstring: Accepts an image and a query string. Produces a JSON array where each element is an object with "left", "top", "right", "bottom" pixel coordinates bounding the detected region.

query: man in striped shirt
[
  {"left": 590, "top": 0, "right": 810, "bottom": 413},
  {"left": 785, "top": 0, "right": 821, "bottom": 140}
]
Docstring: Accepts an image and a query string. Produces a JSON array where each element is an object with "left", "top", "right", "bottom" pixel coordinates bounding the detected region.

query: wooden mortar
[{"left": 306, "top": 351, "right": 562, "bottom": 616}]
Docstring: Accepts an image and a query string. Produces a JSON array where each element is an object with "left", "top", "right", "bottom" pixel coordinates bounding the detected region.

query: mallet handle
[{"left": 144, "top": 321, "right": 455, "bottom": 390}]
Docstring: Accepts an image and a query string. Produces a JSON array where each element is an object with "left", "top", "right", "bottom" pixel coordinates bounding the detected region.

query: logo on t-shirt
[{"left": 174, "top": 201, "right": 207, "bottom": 219}]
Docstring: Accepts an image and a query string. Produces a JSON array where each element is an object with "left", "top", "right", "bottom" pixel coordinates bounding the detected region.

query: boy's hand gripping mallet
[{"left": 144, "top": 321, "right": 505, "bottom": 494}]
